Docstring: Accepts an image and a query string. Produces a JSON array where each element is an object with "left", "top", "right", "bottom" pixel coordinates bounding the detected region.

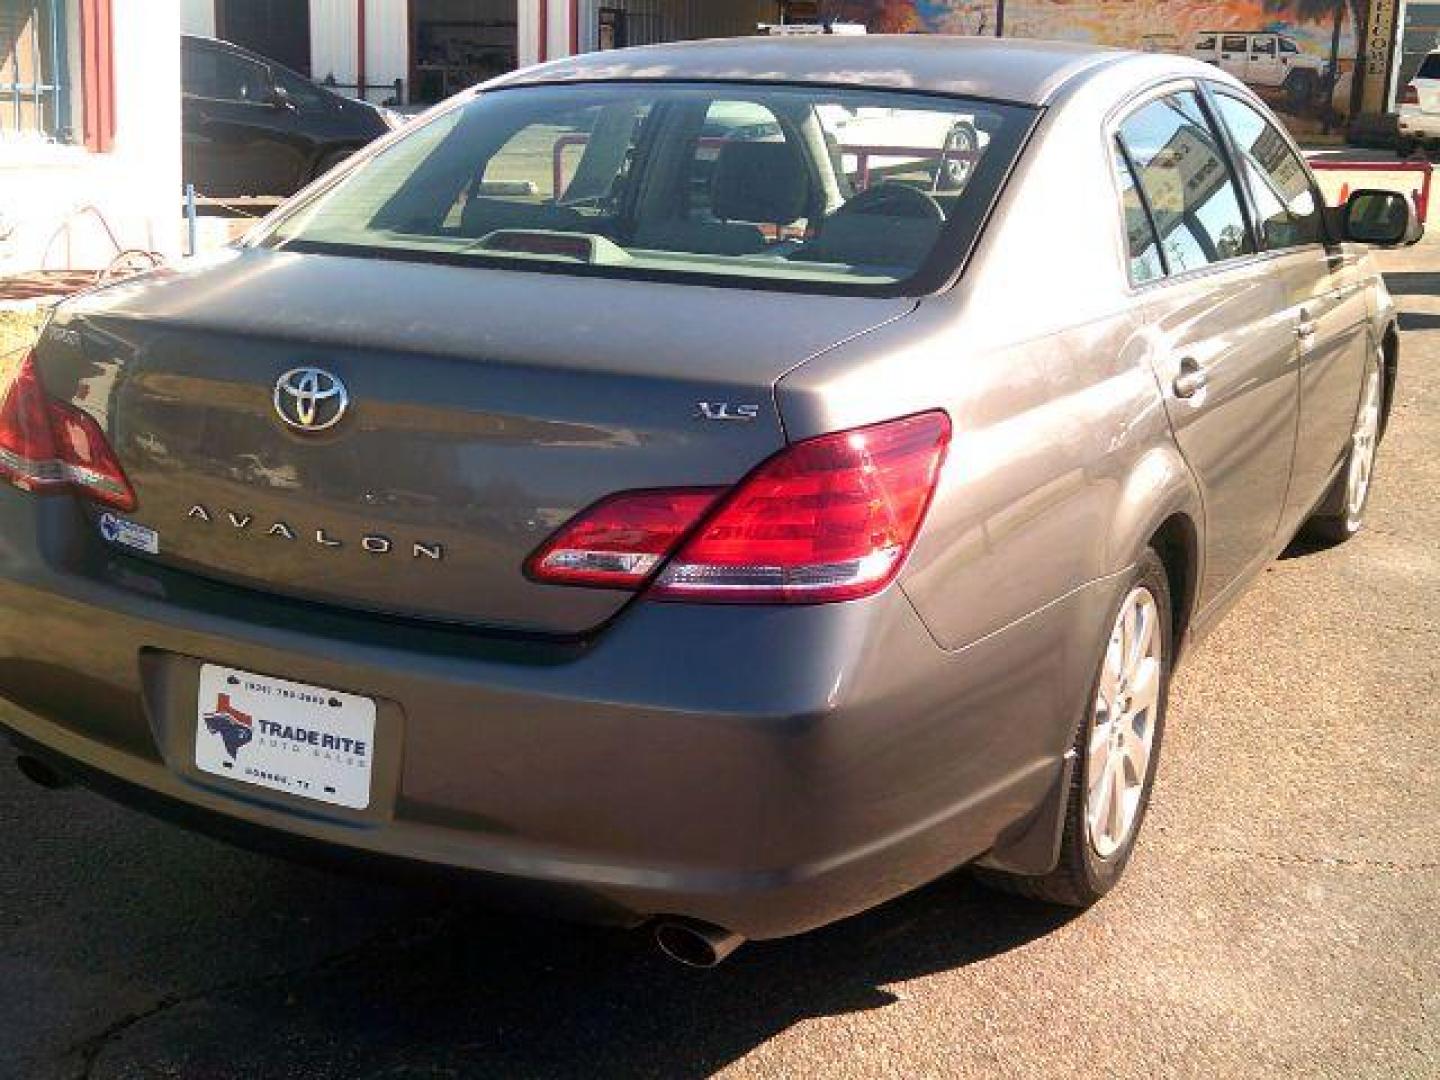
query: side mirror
[{"left": 1341, "top": 188, "right": 1424, "bottom": 247}]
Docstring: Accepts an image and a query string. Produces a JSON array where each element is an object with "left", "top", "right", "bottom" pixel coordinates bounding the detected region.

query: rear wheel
[
  {"left": 1302, "top": 349, "right": 1384, "bottom": 545},
  {"left": 978, "top": 551, "right": 1172, "bottom": 907},
  {"left": 1285, "top": 70, "right": 1318, "bottom": 111}
]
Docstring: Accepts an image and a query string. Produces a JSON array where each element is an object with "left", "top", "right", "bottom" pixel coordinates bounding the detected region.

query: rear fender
[{"left": 1106, "top": 442, "right": 1204, "bottom": 655}]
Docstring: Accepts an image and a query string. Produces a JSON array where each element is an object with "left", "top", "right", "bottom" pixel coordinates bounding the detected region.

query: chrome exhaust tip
[
  {"left": 15, "top": 754, "right": 72, "bottom": 790},
  {"left": 653, "top": 919, "right": 744, "bottom": 968}
]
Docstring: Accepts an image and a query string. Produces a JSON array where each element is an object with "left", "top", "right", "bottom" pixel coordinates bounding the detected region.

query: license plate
[{"left": 195, "top": 664, "right": 376, "bottom": 810}]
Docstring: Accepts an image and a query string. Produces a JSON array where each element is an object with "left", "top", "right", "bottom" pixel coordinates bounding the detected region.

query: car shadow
[
  {"left": 1398, "top": 312, "right": 1440, "bottom": 332},
  {"left": 1278, "top": 531, "right": 1339, "bottom": 560},
  {"left": 1382, "top": 271, "right": 1440, "bottom": 298},
  {"left": 230, "top": 873, "right": 1075, "bottom": 1079},
  {"left": 1379, "top": 273, "right": 1439, "bottom": 332},
  {"left": 16, "top": 788, "right": 1078, "bottom": 1079}
]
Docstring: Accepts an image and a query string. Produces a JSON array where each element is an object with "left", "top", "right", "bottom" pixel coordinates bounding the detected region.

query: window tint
[
  {"left": 184, "top": 44, "right": 271, "bottom": 103},
  {"left": 1113, "top": 142, "right": 1165, "bottom": 283},
  {"left": 1280, "top": 39, "right": 1299, "bottom": 54},
  {"left": 684, "top": 101, "right": 791, "bottom": 231},
  {"left": 476, "top": 101, "right": 637, "bottom": 203},
  {"left": 1212, "top": 93, "right": 1322, "bottom": 249},
  {"left": 1117, "top": 91, "right": 1253, "bottom": 274},
  {"left": 259, "top": 83, "right": 1036, "bottom": 294},
  {"left": 1222, "top": 35, "right": 1248, "bottom": 53},
  {"left": 1418, "top": 54, "right": 1440, "bottom": 79},
  {"left": 273, "top": 66, "right": 330, "bottom": 109}
]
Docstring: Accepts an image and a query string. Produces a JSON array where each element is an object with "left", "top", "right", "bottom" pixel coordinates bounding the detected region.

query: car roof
[{"left": 491, "top": 35, "right": 1143, "bottom": 107}]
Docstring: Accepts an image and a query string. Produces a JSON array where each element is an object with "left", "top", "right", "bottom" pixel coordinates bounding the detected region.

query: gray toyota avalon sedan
[{"left": 0, "top": 37, "right": 1419, "bottom": 966}]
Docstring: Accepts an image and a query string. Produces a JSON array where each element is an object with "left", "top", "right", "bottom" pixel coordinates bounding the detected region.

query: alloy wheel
[
  {"left": 1345, "top": 364, "right": 1383, "bottom": 526},
  {"left": 1086, "top": 586, "right": 1163, "bottom": 859}
]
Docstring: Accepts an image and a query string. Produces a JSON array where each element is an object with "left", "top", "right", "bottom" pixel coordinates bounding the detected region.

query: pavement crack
[
  {"left": 63, "top": 910, "right": 454, "bottom": 1080},
  {"left": 1184, "top": 844, "right": 1440, "bottom": 873}
]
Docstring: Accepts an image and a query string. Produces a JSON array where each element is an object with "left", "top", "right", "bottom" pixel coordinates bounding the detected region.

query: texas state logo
[{"left": 203, "top": 693, "right": 254, "bottom": 760}]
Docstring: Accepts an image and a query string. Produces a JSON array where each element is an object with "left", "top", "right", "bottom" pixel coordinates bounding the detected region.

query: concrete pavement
[{"left": 2, "top": 243, "right": 1438, "bottom": 1079}]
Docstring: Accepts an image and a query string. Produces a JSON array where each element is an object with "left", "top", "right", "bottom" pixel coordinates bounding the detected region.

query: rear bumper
[
  {"left": 0, "top": 494, "right": 1110, "bottom": 939},
  {"left": 1397, "top": 108, "right": 1440, "bottom": 140}
]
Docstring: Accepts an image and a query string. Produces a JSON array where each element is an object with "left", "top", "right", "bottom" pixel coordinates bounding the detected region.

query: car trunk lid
[{"left": 42, "top": 249, "right": 913, "bottom": 636}]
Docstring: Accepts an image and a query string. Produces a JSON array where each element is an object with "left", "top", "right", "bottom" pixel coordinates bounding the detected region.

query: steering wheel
[{"left": 837, "top": 182, "right": 945, "bottom": 223}]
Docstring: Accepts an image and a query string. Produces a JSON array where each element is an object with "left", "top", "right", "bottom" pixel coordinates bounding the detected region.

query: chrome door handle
[
  {"left": 1296, "top": 307, "right": 1318, "bottom": 341},
  {"left": 1173, "top": 359, "right": 1207, "bottom": 399}
]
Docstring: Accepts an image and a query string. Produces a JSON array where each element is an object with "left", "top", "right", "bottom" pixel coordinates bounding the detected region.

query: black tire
[
  {"left": 1301, "top": 348, "right": 1385, "bottom": 546},
  {"left": 1285, "top": 70, "right": 1318, "bottom": 112},
  {"left": 978, "top": 549, "right": 1173, "bottom": 907}
]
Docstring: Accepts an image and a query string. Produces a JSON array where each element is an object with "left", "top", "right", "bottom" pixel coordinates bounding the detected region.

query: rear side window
[
  {"left": 1116, "top": 91, "right": 1253, "bottom": 275},
  {"left": 1222, "top": 35, "right": 1248, "bottom": 53},
  {"left": 1419, "top": 54, "right": 1440, "bottom": 79},
  {"left": 183, "top": 45, "right": 270, "bottom": 104},
  {"left": 1112, "top": 142, "right": 1165, "bottom": 284},
  {"left": 273, "top": 66, "right": 331, "bottom": 110},
  {"left": 1211, "top": 93, "right": 1323, "bottom": 250}
]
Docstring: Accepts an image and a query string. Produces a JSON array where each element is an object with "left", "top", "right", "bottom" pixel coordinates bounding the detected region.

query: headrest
[{"left": 711, "top": 140, "right": 810, "bottom": 225}]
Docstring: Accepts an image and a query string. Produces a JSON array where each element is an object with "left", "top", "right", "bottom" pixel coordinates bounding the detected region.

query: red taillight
[
  {"left": 0, "top": 351, "right": 136, "bottom": 511},
  {"left": 528, "top": 411, "right": 951, "bottom": 604},
  {"left": 0, "top": 352, "right": 64, "bottom": 494},
  {"left": 526, "top": 488, "right": 723, "bottom": 588},
  {"left": 653, "top": 411, "right": 950, "bottom": 603},
  {"left": 1402, "top": 84, "right": 1420, "bottom": 105},
  {"left": 48, "top": 399, "right": 136, "bottom": 510}
]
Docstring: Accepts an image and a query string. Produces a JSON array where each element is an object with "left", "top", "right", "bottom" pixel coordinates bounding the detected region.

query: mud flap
[{"left": 974, "top": 748, "right": 1076, "bottom": 876}]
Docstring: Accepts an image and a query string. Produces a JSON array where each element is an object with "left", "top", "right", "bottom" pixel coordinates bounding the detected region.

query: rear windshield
[{"left": 254, "top": 82, "right": 1036, "bottom": 295}]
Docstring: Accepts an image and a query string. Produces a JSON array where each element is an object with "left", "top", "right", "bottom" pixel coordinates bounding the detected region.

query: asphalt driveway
[{"left": 2, "top": 243, "right": 1437, "bottom": 1079}]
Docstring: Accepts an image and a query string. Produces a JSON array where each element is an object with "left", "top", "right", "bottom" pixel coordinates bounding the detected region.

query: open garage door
[
  {"left": 410, "top": 0, "right": 518, "bottom": 104},
  {"left": 580, "top": 1, "right": 783, "bottom": 52},
  {"left": 217, "top": 0, "right": 312, "bottom": 75}
]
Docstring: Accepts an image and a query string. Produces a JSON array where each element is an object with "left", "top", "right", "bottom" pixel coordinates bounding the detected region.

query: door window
[
  {"left": 1116, "top": 91, "right": 1253, "bottom": 274},
  {"left": 272, "top": 67, "right": 331, "bottom": 110},
  {"left": 1252, "top": 37, "right": 1276, "bottom": 57},
  {"left": 1221, "top": 35, "right": 1247, "bottom": 53},
  {"left": 184, "top": 44, "right": 272, "bottom": 104},
  {"left": 1211, "top": 93, "right": 1323, "bottom": 249}
]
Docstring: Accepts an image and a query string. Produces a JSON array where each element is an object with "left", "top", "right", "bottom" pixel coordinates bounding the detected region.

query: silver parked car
[{"left": 0, "top": 37, "right": 1419, "bottom": 967}]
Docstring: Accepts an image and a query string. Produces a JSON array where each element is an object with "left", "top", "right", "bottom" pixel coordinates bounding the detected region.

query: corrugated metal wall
[
  {"left": 302, "top": 0, "right": 783, "bottom": 103},
  {"left": 576, "top": 0, "right": 781, "bottom": 53},
  {"left": 179, "top": 0, "right": 215, "bottom": 36},
  {"left": 310, "top": 0, "right": 410, "bottom": 102}
]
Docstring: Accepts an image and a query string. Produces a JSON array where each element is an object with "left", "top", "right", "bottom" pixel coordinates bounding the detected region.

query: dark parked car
[
  {"left": 182, "top": 34, "right": 401, "bottom": 198},
  {"left": 0, "top": 37, "right": 1421, "bottom": 968}
]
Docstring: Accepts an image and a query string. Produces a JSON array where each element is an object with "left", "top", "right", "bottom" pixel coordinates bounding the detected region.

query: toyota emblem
[{"left": 273, "top": 367, "right": 349, "bottom": 432}]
